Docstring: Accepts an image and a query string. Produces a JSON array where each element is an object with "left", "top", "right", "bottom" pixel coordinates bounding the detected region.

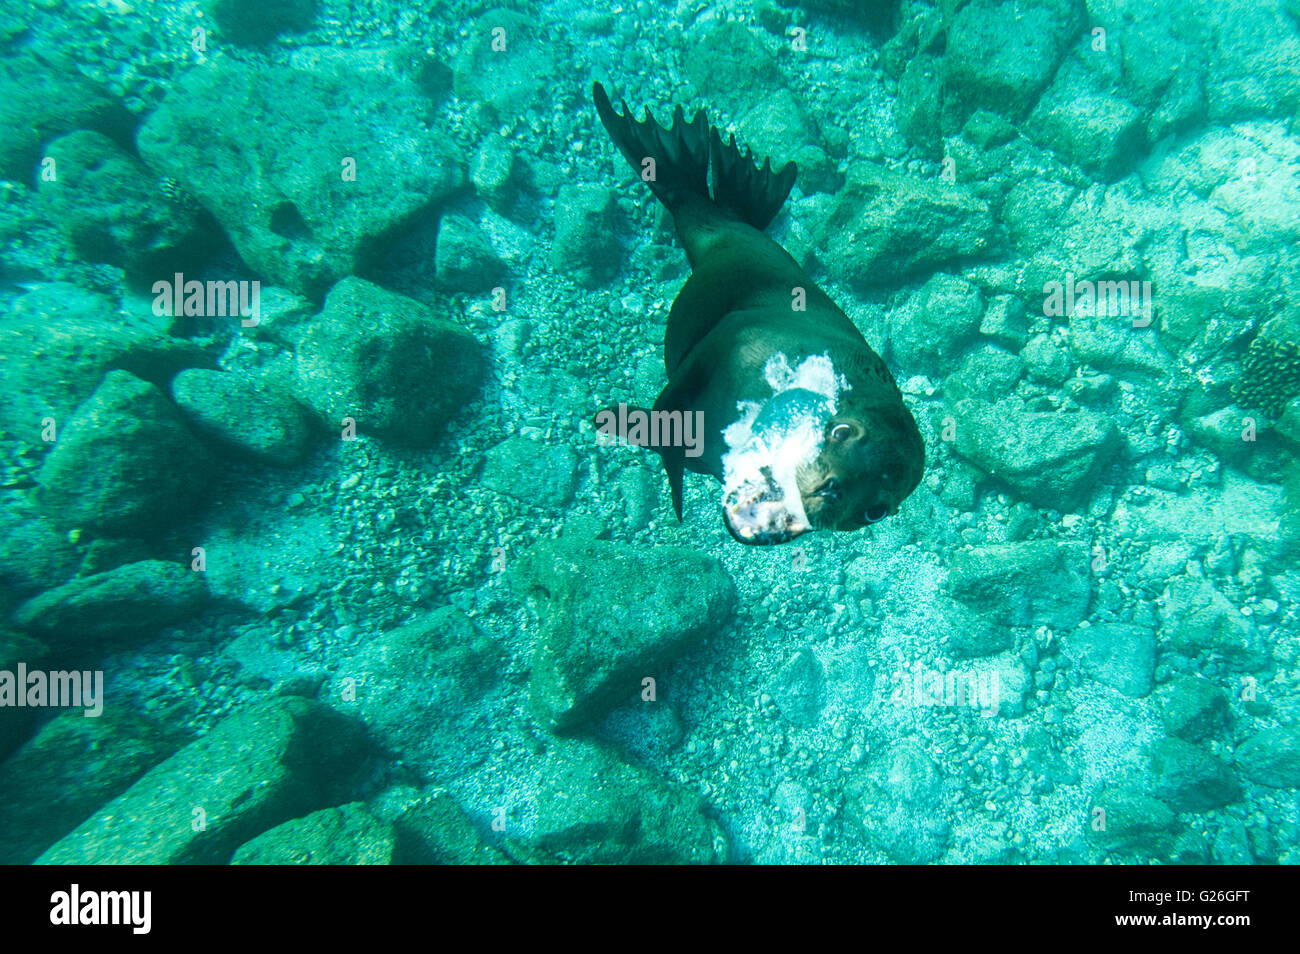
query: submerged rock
[
  {"left": 35, "top": 371, "right": 215, "bottom": 536},
  {"left": 1143, "top": 737, "right": 1239, "bottom": 813},
  {"left": 1235, "top": 727, "right": 1300, "bottom": 788},
  {"left": 845, "top": 741, "right": 951, "bottom": 863},
  {"left": 172, "top": 368, "right": 314, "bottom": 466},
  {"left": 231, "top": 802, "right": 396, "bottom": 865},
  {"left": 0, "top": 710, "right": 181, "bottom": 864},
  {"left": 820, "top": 163, "right": 995, "bottom": 288},
  {"left": 371, "top": 786, "right": 510, "bottom": 865},
  {"left": 508, "top": 737, "right": 726, "bottom": 864},
  {"left": 550, "top": 184, "right": 620, "bottom": 289},
  {"left": 200, "top": 0, "right": 317, "bottom": 45},
  {"left": 952, "top": 398, "right": 1119, "bottom": 510},
  {"left": 38, "top": 131, "right": 212, "bottom": 282},
  {"left": 0, "top": 56, "right": 130, "bottom": 184},
  {"left": 325, "top": 606, "right": 504, "bottom": 771},
  {"left": 138, "top": 59, "right": 462, "bottom": 297},
  {"left": 1157, "top": 676, "right": 1230, "bottom": 742},
  {"left": 294, "top": 277, "right": 485, "bottom": 445},
  {"left": 12, "top": 560, "right": 206, "bottom": 649},
  {"left": 37, "top": 697, "right": 365, "bottom": 864},
  {"left": 480, "top": 436, "right": 577, "bottom": 508},
  {"left": 511, "top": 538, "right": 736, "bottom": 732},
  {"left": 947, "top": 540, "right": 1092, "bottom": 630},
  {"left": 1063, "top": 622, "right": 1157, "bottom": 698}
]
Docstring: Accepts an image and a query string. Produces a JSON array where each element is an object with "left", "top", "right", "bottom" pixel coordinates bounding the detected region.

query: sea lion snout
[{"left": 805, "top": 402, "right": 925, "bottom": 530}]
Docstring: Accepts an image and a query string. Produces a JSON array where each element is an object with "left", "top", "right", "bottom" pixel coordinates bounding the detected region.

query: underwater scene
[{"left": 0, "top": 0, "right": 1298, "bottom": 869}]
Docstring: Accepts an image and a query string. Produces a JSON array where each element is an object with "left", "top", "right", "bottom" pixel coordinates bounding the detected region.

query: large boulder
[
  {"left": 510, "top": 538, "right": 737, "bottom": 732},
  {"left": 138, "top": 59, "right": 462, "bottom": 297},
  {"left": 294, "top": 277, "right": 485, "bottom": 445}
]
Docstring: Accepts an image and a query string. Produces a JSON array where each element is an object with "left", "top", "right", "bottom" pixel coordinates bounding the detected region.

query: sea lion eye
[
  {"left": 865, "top": 505, "right": 888, "bottom": 523},
  {"left": 829, "top": 423, "right": 852, "bottom": 441}
]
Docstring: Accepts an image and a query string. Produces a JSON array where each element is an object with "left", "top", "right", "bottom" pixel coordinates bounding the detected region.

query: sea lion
[{"left": 592, "top": 82, "right": 924, "bottom": 544}]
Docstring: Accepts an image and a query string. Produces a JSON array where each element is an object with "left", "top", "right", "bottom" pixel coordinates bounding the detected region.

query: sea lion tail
[{"left": 592, "top": 82, "right": 796, "bottom": 232}]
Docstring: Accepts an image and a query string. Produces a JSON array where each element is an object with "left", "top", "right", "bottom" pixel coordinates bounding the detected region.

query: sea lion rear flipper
[{"left": 591, "top": 82, "right": 796, "bottom": 233}]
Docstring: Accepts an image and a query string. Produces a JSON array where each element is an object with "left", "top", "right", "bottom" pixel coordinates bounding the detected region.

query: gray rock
[
  {"left": 471, "top": 135, "right": 522, "bottom": 210},
  {"left": 947, "top": 540, "right": 1092, "bottom": 629},
  {"left": 0, "top": 501, "right": 80, "bottom": 610},
  {"left": 1026, "top": 57, "right": 1146, "bottom": 181},
  {"left": 325, "top": 607, "right": 504, "bottom": 770},
  {"left": 231, "top": 802, "right": 396, "bottom": 865},
  {"left": 435, "top": 214, "right": 504, "bottom": 293},
  {"left": 847, "top": 741, "right": 951, "bottom": 863},
  {"left": 371, "top": 786, "right": 510, "bottom": 864},
  {"left": 820, "top": 163, "right": 995, "bottom": 288},
  {"left": 35, "top": 370, "right": 215, "bottom": 536},
  {"left": 944, "top": 345, "right": 1023, "bottom": 402},
  {"left": 943, "top": 0, "right": 1084, "bottom": 120},
  {"left": 888, "top": 273, "right": 983, "bottom": 368},
  {"left": 508, "top": 737, "right": 726, "bottom": 864},
  {"left": 294, "top": 277, "right": 485, "bottom": 446},
  {"left": 0, "top": 710, "right": 181, "bottom": 864},
  {"left": 138, "top": 59, "right": 462, "bottom": 297},
  {"left": 12, "top": 560, "right": 206, "bottom": 650},
  {"left": 201, "top": 0, "right": 317, "bottom": 45},
  {"left": 480, "top": 436, "right": 577, "bottom": 508},
  {"left": 952, "top": 397, "right": 1120, "bottom": 510},
  {"left": 510, "top": 537, "right": 736, "bottom": 732},
  {"left": 768, "top": 647, "right": 826, "bottom": 727},
  {"left": 550, "top": 184, "right": 620, "bottom": 288},
  {"left": 37, "top": 697, "right": 365, "bottom": 864},
  {"left": 37, "top": 131, "right": 212, "bottom": 281},
  {"left": 1063, "top": 623, "right": 1157, "bottom": 698},
  {"left": 172, "top": 368, "right": 314, "bottom": 466},
  {"left": 1088, "top": 784, "right": 1179, "bottom": 856},
  {"left": 1144, "top": 737, "right": 1239, "bottom": 812},
  {"left": 1235, "top": 727, "right": 1300, "bottom": 788},
  {"left": 1157, "top": 676, "right": 1230, "bottom": 742},
  {"left": 0, "top": 56, "right": 130, "bottom": 183}
]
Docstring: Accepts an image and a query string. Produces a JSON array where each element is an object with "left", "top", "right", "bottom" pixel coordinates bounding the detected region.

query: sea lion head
[{"left": 797, "top": 395, "right": 925, "bottom": 532}]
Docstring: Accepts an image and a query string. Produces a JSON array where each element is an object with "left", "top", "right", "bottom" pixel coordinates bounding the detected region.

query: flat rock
[
  {"left": 37, "top": 697, "right": 365, "bottom": 864},
  {"left": 138, "top": 59, "right": 462, "bottom": 297},
  {"left": 511, "top": 538, "right": 736, "bottom": 732},
  {"left": 947, "top": 540, "right": 1092, "bottom": 630},
  {"left": 12, "top": 560, "right": 206, "bottom": 650},
  {"left": 1063, "top": 622, "right": 1157, "bottom": 698},
  {"left": 294, "top": 277, "right": 485, "bottom": 445},
  {"left": 231, "top": 802, "right": 396, "bottom": 864},
  {"left": 507, "top": 737, "right": 726, "bottom": 864},
  {"left": 35, "top": 370, "right": 215, "bottom": 535},
  {"left": 952, "top": 398, "right": 1120, "bottom": 510},
  {"left": 172, "top": 368, "right": 314, "bottom": 466},
  {"left": 480, "top": 436, "right": 577, "bottom": 508}
]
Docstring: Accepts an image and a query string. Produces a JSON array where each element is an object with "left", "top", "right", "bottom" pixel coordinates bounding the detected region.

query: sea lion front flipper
[{"left": 664, "top": 449, "right": 685, "bottom": 521}]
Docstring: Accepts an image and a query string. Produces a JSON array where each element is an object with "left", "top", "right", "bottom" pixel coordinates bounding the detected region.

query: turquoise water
[{"left": 0, "top": 0, "right": 1298, "bottom": 864}]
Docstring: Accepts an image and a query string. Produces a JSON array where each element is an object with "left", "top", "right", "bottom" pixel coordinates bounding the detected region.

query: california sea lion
[{"left": 592, "top": 82, "right": 924, "bottom": 544}]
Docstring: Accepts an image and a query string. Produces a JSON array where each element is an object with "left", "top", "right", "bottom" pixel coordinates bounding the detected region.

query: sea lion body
[{"left": 593, "top": 84, "right": 924, "bottom": 543}]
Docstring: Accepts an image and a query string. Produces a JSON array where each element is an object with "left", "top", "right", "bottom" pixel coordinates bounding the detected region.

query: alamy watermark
[
  {"left": 595, "top": 402, "right": 704, "bottom": 457},
  {"left": 0, "top": 664, "right": 103, "bottom": 717},
  {"left": 152, "top": 272, "right": 261, "bottom": 326},
  {"left": 1043, "top": 272, "right": 1153, "bottom": 327},
  {"left": 877, "top": 661, "right": 1001, "bottom": 717}
]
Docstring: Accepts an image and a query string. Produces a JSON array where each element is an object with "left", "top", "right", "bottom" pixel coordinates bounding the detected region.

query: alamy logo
[
  {"left": 594, "top": 402, "right": 704, "bottom": 458},
  {"left": 0, "top": 664, "right": 103, "bottom": 717},
  {"left": 50, "top": 884, "right": 151, "bottom": 934},
  {"left": 152, "top": 272, "right": 261, "bottom": 326},
  {"left": 1042, "top": 272, "right": 1153, "bottom": 327}
]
